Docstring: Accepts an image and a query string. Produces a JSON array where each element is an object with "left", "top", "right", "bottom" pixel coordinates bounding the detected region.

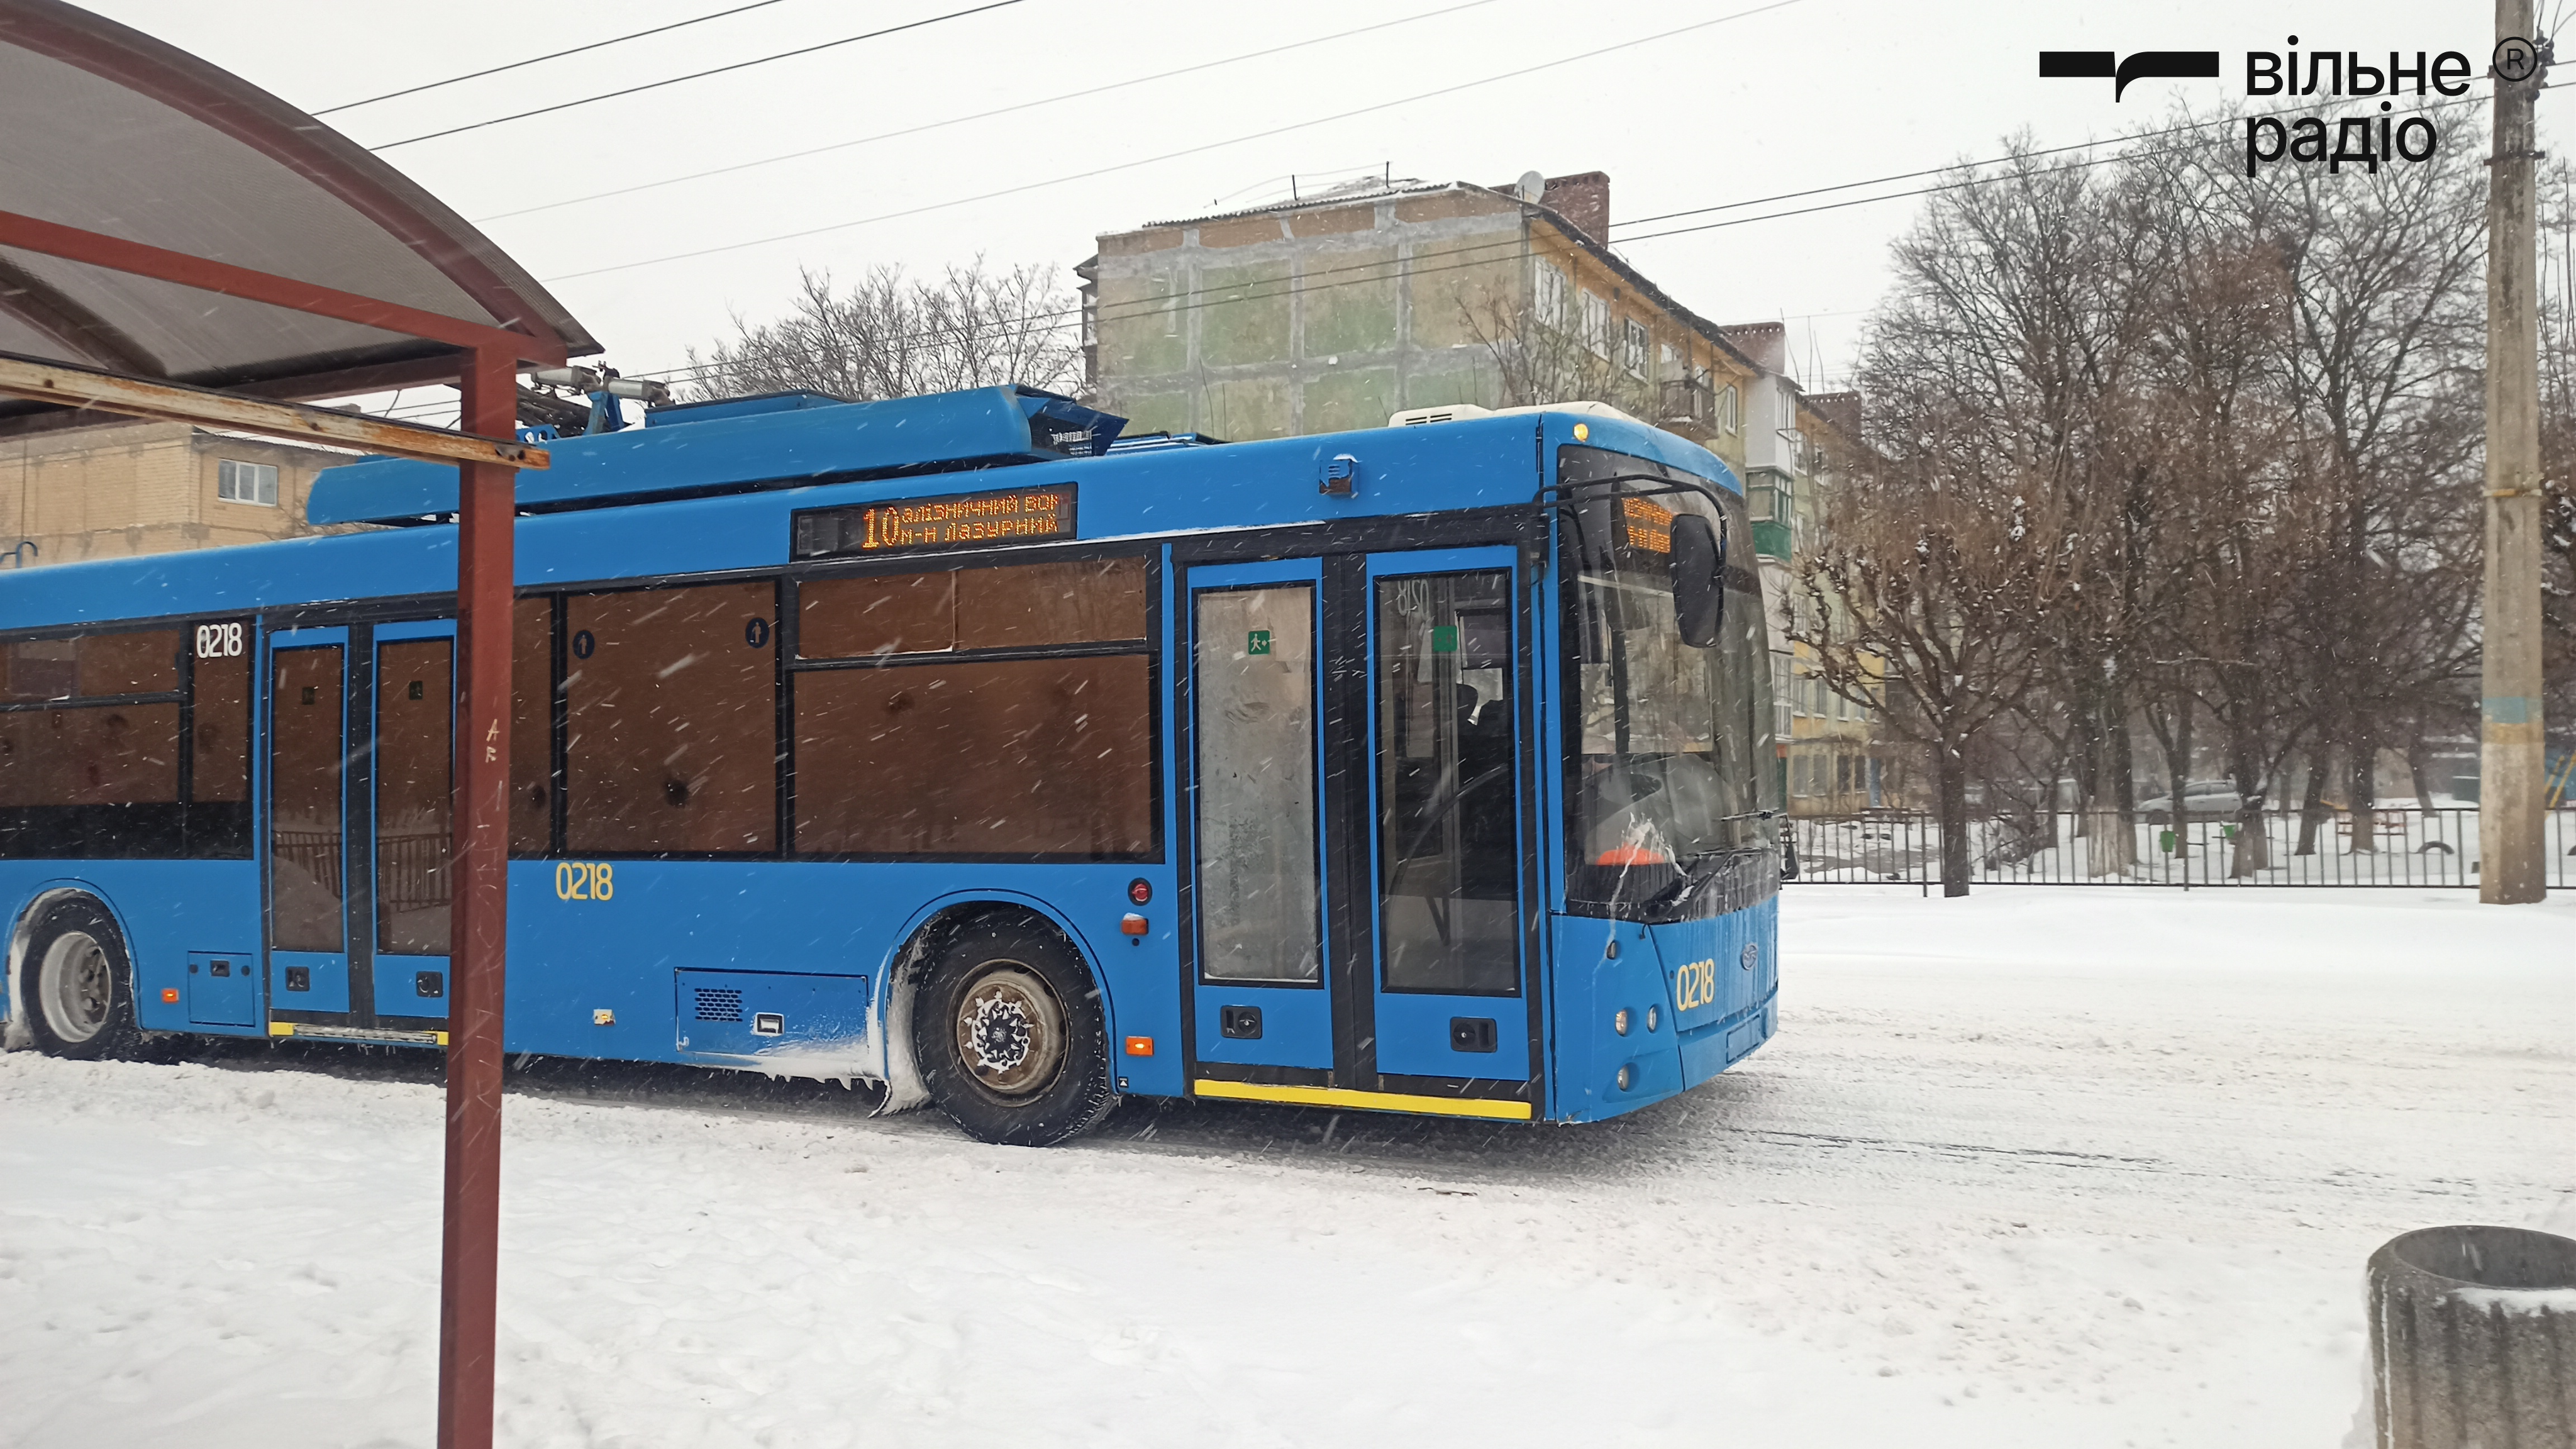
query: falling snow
[{"left": 2, "top": 886, "right": 2567, "bottom": 1447}]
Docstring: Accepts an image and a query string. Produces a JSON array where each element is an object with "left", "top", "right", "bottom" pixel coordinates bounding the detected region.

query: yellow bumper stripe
[
  {"left": 265, "top": 1021, "right": 447, "bottom": 1046},
  {"left": 1193, "top": 1077, "right": 1533, "bottom": 1121}
]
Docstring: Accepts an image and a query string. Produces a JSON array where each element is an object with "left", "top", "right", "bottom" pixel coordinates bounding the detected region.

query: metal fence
[{"left": 1789, "top": 806, "right": 2576, "bottom": 889}]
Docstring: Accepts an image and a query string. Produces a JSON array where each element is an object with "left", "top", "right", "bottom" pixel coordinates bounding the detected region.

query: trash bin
[{"left": 2367, "top": 1224, "right": 2576, "bottom": 1448}]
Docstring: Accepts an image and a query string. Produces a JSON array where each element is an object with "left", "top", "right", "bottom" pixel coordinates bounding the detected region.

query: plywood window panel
[
  {"left": 564, "top": 582, "right": 777, "bottom": 855},
  {"left": 794, "top": 655, "right": 1152, "bottom": 859}
]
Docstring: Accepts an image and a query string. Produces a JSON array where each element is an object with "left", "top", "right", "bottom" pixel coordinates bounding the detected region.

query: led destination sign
[
  {"left": 791, "top": 485, "right": 1077, "bottom": 560},
  {"left": 1621, "top": 496, "right": 1675, "bottom": 554}
]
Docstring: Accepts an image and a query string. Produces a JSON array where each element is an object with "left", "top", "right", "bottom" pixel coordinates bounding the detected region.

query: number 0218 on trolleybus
[{"left": 0, "top": 385, "right": 1784, "bottom": 1145}]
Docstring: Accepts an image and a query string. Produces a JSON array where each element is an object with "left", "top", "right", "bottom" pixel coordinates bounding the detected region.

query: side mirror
[{"left": 1670, "top": 513, "right": 1724, "bottom": 647}]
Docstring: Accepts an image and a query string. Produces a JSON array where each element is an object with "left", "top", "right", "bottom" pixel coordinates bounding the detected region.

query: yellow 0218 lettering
[
  {"left": 553, "top": 862, "right": 614, "bottom": 902},
  {"left": 1674, "top": 958, "right": 1718, "bottom": 1013}
]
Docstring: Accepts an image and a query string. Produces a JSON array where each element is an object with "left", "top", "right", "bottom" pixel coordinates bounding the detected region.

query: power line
[
  {"left": 1609, "top": 89, "right": 2499, "bottom": 234},
  {"left": 631, "top": 94, "right": 2505, "bottom": 385},
  {"left": 312, "top": 0, "right": 794, "bottom": 116},
  {"left": 538, "top": 0, "right": 1802, "bottom": 282},
  {"left": 472, "top": 0, "right": 1505, "bottom": 225},
  {"left": 367, "top": 0, "right": 1029, "bottom": 152}
]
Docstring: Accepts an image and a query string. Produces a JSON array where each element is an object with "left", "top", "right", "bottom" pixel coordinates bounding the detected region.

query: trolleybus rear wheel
[
  {"left": 23, "top": 898, "right": 142, "bottom": 1060},
  {"left": 914, "top": 918, "right": 1118, "bottom": 1146}
]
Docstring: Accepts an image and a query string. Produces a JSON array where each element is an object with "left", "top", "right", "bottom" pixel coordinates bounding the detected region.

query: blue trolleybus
[{"left": 0, "top": 386, "right": 1781, "bottom": 1145}]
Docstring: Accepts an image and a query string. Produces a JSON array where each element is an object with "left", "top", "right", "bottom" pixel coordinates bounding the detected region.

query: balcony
[{"left": 1658, "top": 375, "right": 1714, "bottom": 426}]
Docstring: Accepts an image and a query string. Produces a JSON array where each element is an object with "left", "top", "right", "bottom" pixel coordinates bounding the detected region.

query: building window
[
  {"left": 1535, "top": 262, "right": 1568, "bottom": 330},
  {"left": 1658, "top": 341, "right": 1680, "bottom": 380},
  {"left": 1580, "top": 291, "right": 1609, "bottom": 356},
  {"left": 1620, "top": 318, "right": 1649, "bottom": 377},
  {"left": 1716, "top": 384, "right": 1740, "bottom": 434},
  {"left": 1770, "top": 656, "right": 1792, "bottom": 740},
  {"left": 217, "top": 459, "right": 278, "bottom": 507}
]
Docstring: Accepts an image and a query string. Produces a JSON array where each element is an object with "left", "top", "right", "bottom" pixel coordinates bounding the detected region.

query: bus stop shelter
[{"left": 0, "top": 3, "right": 598, "bottom": 1444}]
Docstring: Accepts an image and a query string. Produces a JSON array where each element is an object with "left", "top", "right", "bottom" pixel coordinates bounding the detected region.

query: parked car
[{"left": 2136, "top": 780, "right": 2251, "bottom": 818}]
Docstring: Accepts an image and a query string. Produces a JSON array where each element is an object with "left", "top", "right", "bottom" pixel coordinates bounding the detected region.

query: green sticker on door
[
  {"left": 1430, "top": 625, "right": 1460, "bottom": 655},
  {"left": 1246, "top": 629, "right": 1272, "bottom": 655}
]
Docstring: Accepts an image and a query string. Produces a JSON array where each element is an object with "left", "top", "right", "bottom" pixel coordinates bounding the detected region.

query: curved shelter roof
[{"left": 0, "top": 0, "right": 596, "bottom": 434}]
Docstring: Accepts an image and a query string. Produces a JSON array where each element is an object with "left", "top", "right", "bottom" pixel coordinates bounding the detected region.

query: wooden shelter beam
[{"left": 0, "top": 351, "right": 549, "bottom": 469}]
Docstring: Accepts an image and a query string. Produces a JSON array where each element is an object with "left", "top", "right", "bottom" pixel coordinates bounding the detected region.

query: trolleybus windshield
[{"left": 1558, "top": 445, "right": 1779, "bottom": 919}]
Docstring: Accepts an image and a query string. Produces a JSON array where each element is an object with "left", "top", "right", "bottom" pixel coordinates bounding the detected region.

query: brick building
[{"left": 0, "top": 421, "right": 353, "bottom": 569}]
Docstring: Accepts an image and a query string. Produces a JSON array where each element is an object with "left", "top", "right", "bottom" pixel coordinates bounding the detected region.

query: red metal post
[{"left": 438, "top": 346, "right": 518, "bottom": 1449}]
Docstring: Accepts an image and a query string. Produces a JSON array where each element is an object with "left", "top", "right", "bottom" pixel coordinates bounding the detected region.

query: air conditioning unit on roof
[{"left": 1388, "top": 404, "right": 1496, "bottom": 427}]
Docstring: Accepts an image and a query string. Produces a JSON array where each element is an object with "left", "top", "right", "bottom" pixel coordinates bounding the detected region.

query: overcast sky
[{"left": 82, "top": 0, "right": 2576, "bottom": 410}]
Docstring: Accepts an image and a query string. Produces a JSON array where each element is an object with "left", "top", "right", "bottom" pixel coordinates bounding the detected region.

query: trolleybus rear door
[
  {"left": 1359, "top": 548, "right": 1533, "bottom": 1085},
  {"left": 265, "top": 628, "right": 352, "bottom": 1019},
  {"left": 1185, "top": 560, "right": 1333, "bottom": 1071},
  {"left": 265, "top": 620, "right": 457, "bottom": 1033},
  {"left": 368, "top": 621, "right": 456, "bottom": 1021}
]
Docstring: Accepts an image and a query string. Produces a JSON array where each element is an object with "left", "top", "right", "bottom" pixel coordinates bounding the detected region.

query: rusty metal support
[
  {"left": 0, "top": 351, "right": 548, "bottom": 469},
  {"left": 436, "top": 345, "right": 518, "bottom": 1449},
  {"left": 0, "top": 209, "right": 566, "bottom": 365}
]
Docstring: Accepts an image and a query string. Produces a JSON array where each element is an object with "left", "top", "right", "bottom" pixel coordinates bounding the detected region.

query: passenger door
[
  {"left": 264, "top": 619, "right": 455, "bottom": 1034},
  {"left": 264, "top": 627, "right": 351, "bottom": 1021},
  {"left": 1184, "top": 545, "right": 1535, "bottom": 1111},
  {"left": 1359, "top": 548, "right": 1531, "bottom": 1083},
  {"left": 1184, "top": 560, "right": 1332, "bottom": 1071}
]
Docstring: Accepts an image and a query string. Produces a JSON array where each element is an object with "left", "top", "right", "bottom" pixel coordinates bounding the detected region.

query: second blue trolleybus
[{"left": 0, "top": 386, "right": 1782, "bottom": 1144}]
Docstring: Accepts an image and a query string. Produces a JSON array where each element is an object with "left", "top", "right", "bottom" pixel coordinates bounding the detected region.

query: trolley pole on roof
[
  {"left": 436, "top": 346, "right": 521, "bottom": 1449},
  {"left": 2482, "top": 1, "right": 2549, "bottom": 904}
]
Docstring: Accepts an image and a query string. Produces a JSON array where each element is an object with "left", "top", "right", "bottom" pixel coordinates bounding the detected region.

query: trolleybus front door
[
  {"left": 265, "top": 620, "right": 457, "bottom": 1033},
  {"left": 1186, "top": 547, "right": 1533, "bottom": 1107}
]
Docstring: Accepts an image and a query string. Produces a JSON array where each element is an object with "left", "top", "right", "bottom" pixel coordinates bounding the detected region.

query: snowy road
[{"left": 4, "top": 888, "right": 2569, "bottom": 1448}]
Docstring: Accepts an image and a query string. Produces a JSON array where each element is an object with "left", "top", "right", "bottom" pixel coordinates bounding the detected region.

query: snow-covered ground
[{"left": 4, "top": 888, "right": 2568, "bottom": 1448}]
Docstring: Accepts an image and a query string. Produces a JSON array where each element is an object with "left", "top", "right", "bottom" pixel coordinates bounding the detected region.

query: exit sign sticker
[{"left": 1246, "top": 629, "right": 1272, "bottom": 655}]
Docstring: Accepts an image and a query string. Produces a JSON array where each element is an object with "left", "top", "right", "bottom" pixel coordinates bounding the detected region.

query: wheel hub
[
  {"left": 952, "top": 963, "right": 1063, "bottom": 1099},
  {"left": 41, "top": 931, "right": 112, "bottom": 1044},
  {"left": 967, "top": 992, "right": 1033, "bottom": 1075}
]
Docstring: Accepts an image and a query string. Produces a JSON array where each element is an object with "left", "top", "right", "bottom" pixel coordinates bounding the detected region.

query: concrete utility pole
[{"left": 2483, "top": 0, "right": 2549, "bottom": 904}]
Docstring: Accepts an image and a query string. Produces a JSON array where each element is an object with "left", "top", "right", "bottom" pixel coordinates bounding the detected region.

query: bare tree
[
  {"left": 686, "top": 260, "right": 1082, "bottom": 402},
  {"left": 1455, "top": 289, "right": 1660, "bottom": 421},
  {"left": 1794, "top": 374, "right": 2063, "bottom": 894}
]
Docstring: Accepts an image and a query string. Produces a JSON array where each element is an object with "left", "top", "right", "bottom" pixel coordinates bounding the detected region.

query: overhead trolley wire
[
  {"left": 367, "top": 0, "right": 1029, "bottom": 151},
  {"left": 1609, "top": 87, "right": 2504, "bottom": 235},
  {"left": 472, "top": 0, "right": 1509, "bottom": 224},
  {"left": 537, "top": 0, "right": 1804, "bottom": 281},
  {"left": 618, "top": 89, "right": 2505, "bottom": 386},
  {"left": 312, "top": 0, "right": 797, "bottom": 116}
]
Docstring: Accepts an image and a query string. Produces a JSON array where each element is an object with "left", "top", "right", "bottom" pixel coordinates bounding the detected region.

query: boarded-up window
[
  {"left": 792, "top": 554, "right": 1153, "bottom": 859},
  {"left": 564, "top": 582, "right": 777, "bottom": 854},
  {"left": 799, "top": 557, "right": 1146, "bottom": 658},
  {"left": 796, "top": 656, "right": 1152, "bottom": 858},
  {"left": 191, "top": 635, "right": 250, "bottom": 806},
  {"left": 511, "top": 596, "right": 553, "bottom": 855},
  {"left": 0, "top": 626, "right": 247, "bottom": 859}
]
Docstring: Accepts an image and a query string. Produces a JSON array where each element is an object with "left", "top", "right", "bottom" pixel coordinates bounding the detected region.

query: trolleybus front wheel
[
  {"left": 913, "top": 918, "right": 1118, "bottom": 1146},
  {"left": 23, "top": 897, "right": 142, "bottom": 1060}
]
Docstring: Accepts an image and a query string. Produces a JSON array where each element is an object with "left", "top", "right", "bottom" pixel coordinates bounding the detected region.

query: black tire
[
  {"left": 21, "top": 897, "right": 143, "bottom": 1060},
  {"left": 911, "top": 916, "right": 1118, "bottom": 1147}
]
